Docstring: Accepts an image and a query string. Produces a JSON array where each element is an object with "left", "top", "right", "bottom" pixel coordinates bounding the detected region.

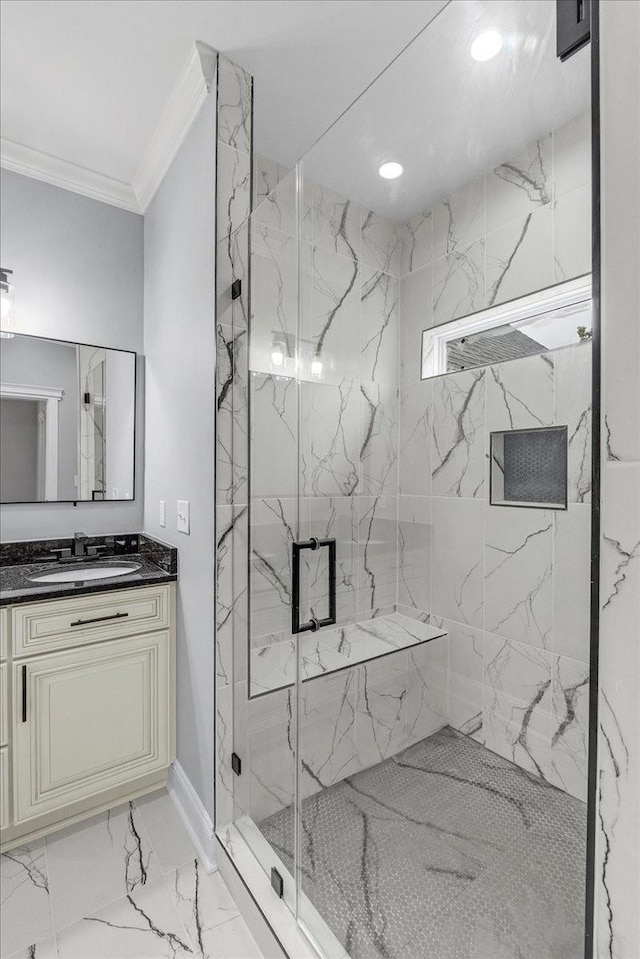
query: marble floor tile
[
  {"left": 197, "top": 914, "right": 264, "bottom": 959},
  {"left": 168, "top": 859, "right": 241, "bottom": 956},
  {"left": 0, "top": 841, "right": 53, "bottom": 957},
  {"left": 55, "top": 877, "right": 193, "bottom": 958},
  {"left": 134, "top": 789, "right": 198, "bottom": 875},
  {"left": 259, "top": 725, "right": 586, "bottom": 959},
  {"left": 7, "top": 939, "right": 57, "bottom": 959},
  {"left": 45, "top": 800, "right": 161, "bottom": 933}
]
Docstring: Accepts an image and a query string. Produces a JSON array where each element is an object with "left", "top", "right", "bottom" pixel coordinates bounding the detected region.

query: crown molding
[
  {"left": 0, "top": 41, "right": 218, "bottom": 215},
  {"left": 133, "top": 40, "right": 217, "bottom": 212},
  {"left": 0, "top": 138, "right": 140, "bottom": 212}
]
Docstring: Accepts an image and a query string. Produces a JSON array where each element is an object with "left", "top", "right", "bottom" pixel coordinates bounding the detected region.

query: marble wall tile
[
  {"left": 313, "top": 184, "right": 362, "bottom": 261},
  {"left": 359, "top": 382, "right": 399, "bottom": 496},
  {"left": 310, "top": 245, "right": 360, "bottom": 381},
  {"left": 360, "top": 267, "right": 399, "bottom": 386},
  {"left": 486, "top": 205, "right": 553, "bottom": 308},
  {"left": 399, "top": 379, "right": 432, "bottom": 496},
  {"left": 554, "top": 185, "right": 592, "bottom": 283},
  {"left": 401, "top": 208, "right": 432, "bottom": 275},
  {"left": 251, "top": 373, "right": 298, "bottom": 499},
  {"left": 554, "top": 342, "right": 592, "bottom": 503},
  {"left": 485, "top": 505, "right": 553, "bottom": 649},
  {"left": 250, "top": 497, "right": 297, "bottom": 640},
  {"left": 430, "top": 496, "right": 484, "bottom": 629},
  {"left": 549, "top": 655, "right": 589, "bottom": 802},
  {"left": 216, "top": 504, "right": 248, "bottom": 691},
  {"left": 247, "top": 686, "right": 296, "bottom": 821},
  {"left": 356, "top": 655, "right": 408, "bottom": 766},
  {"left": 483, "top": 633, "right": 553, "bottom": 780},
  {"left": 357, "top": 495, "right": 398, "bottom": 617},
  {"left": 301, "top": 669, "right": 358, "bottom": 798},
  {"left": 405, "top": 637, "right": 449, "bottom": 746},
  {"left": 249, "top": 223, "right": 299, "bottom": 376},
  {"left": 215, "top": 683, "right": 235, "bottom": 830},
  {"left": 302, "top": 378, "right": 360, "bottom": 497},
  {"left": 301, "top": 495, "right": 358, "bottom": 626},
  {"left": 400, "top": 264, "right": 432, "bottom": 385},
  {"left": 486, "top": 134, "right": 552, "bottom": 233},
  {"left": 217, "top": 55, "right": 251, "bottom": 155},
  {"left": 432, "top": 239, "right": 485, "bottom": 325},
  {"left": 433, "top": 176, "right": 484, "bottom": 260},
  {"left": 252, "top": 166, "right": 297, "bottom": 237},
  {"left": 447, "top": 619, "right": 484, "bottom": 740},
  {"left": 486, "top": 353, "right": 554, "bottom": 432},
  {"left": 253, "top": 152, "right": 287, "bottom": 209},
  {"left": 217, "top": 142, "right": 251, "bottom": 242},
  {"left": 216, "top": 323, "right": 248, "bottom": 506},
  {"left": 552, "top": 505, "right": 591, "bottom": 662},
  {"left": 361, "top": 209, "right": 401, "bottom": 276},
  {"left": 0, "top": 841, "right": 52, "bottom": 957},
  {"left": 431, "top": 368, "right": 485, "bottom": 497},
  {"left": 553, "top": 111, "right": 591, "bottom": 201},
  {"left": 397, "top": 495, "right": 431, "bottom": 615},
  {"left": 216, "top": 223, "right": 249, "bottom": 330}
]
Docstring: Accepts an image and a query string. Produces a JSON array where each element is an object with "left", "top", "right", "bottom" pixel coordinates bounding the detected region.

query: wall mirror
[{"left": 0, "top": 333, "right": 136, "bottom": 503}]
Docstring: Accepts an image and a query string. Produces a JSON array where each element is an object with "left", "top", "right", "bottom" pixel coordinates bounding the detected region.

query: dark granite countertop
[
  {"left": 0, "top": 555, "right": 177, "bottom": 606},
  {"left": 0, "top": 533, "right": 178, "bottom": 606}
]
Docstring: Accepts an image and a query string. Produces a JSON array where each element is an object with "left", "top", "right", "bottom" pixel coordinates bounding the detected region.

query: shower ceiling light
[
  {"left": 471, "top": 30, "right": 503, "bottom": 61},
  {"left": 378, "top": 161, "right": 404, "bottom": 180}
]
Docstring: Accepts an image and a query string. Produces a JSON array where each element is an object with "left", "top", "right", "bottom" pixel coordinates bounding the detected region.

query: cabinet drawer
[
  {"left": 0, "top": 662, "right": 7, "bottom": 747},
  {"left": 12, "top": 585, "right": 171, "bottom": 657},
  {"left": 0, "top": 747, "right": 8, "bottom": 830},
  {"left": 0, "top": 607, "right": 7, "bottom": 660},
  {"left": 13, "top": 630, "right": 170, "bottom": 823}
]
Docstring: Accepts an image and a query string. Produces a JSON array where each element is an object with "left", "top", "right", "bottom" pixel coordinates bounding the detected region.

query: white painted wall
[
  {"left": 0, "top": 170, "right": 144, "bottom": 538},
  {"left": 143, "top": 93, "right": 217, "bottom": 815}
]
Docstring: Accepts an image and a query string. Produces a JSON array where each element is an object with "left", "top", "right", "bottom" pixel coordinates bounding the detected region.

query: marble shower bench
[{"left": 250, "top": 612, "right": 447, "bottom": 697}]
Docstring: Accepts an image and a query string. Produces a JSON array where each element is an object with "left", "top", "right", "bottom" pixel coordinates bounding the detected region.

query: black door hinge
[
  {"left": 557, "top": 0, "right": 590, "bottom": 61},
  {"left": 271, "top": 867, "right": 284, "bottom": 898},
  {"left": 231, "top": 752, "right": 242, "bottom": 776},
  {"left": 231, "top": 279, "right": 242, "bottom": 300}
]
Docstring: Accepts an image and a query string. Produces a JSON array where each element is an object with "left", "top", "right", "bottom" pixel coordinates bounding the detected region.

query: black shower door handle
[{"left": 292, "top": 537, "right": 337, "bottom": 635}]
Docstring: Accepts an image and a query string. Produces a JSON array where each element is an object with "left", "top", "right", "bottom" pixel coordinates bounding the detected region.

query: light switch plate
[
  {"left": 159, "top": 500, "right": 166, "bottom": 528},
  {"left": 177, "top": 500, "right": 190, "bottom": 534}
]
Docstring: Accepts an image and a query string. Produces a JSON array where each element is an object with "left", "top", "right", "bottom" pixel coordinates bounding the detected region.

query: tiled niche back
[{"left": 491, "top": 426, "right": 568, "bottom": 508}]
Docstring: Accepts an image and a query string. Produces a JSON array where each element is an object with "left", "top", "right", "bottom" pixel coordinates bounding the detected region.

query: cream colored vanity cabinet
[
  {"left": 0, "top": 607, "right": 8, "bottom": 830},
  {"left": 0, "top": 583, "right": 175, "bottom": 851}
]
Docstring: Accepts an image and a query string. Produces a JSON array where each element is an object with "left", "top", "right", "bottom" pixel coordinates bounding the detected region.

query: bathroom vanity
[{"left": 0, "top": 534, "right": 177, "bottom": 852}]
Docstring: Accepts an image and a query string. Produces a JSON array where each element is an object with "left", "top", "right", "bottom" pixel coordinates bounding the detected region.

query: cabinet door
[{"left": 13, "top": 631, "right": 170, "bottom": 823}]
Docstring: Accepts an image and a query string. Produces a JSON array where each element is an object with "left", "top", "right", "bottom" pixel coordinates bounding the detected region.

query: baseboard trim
[{"left": 168, "top": 761, "right": 216, "bottom": 873}]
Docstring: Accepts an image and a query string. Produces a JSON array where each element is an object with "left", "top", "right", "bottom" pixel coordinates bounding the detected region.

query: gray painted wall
[
  {"left": 1, "top": 336, "right": 78, "bottom": 500},
  {"left": 0, "top": 170, "right": 144, "bottom": 538},
  {"left": 0, "top": 399, "right": 38, "bottom": 501},
  {"left": 143, "top": 94, "right": 217, "bottom": 815}
]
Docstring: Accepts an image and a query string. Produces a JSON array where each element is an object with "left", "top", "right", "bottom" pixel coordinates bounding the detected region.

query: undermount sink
[{"left": 28, "top": 561, "right": 142, "bottom": 584}]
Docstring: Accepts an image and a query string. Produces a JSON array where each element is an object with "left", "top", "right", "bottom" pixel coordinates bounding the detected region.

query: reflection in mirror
[
  {"left": 0, "top": 334, "right": 136, "bottom": 503},
  {"left": 422, "top": 276, "right": 592, "bottom": 378}
]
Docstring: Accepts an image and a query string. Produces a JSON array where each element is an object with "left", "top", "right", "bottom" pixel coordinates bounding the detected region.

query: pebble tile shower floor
[{"left": 259, "top": 726, "right": 586, "bottom": 959}]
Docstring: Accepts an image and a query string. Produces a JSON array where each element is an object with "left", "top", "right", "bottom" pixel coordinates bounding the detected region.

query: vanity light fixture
[
  {"left": 0, "top": 267, "right": 15, "bottom": 338},
  {"left": 470, "top": 29, "right": 503, "bottom": 61},
  {"left": 378, "top": 161, "right": 404, "bottom": 180}
]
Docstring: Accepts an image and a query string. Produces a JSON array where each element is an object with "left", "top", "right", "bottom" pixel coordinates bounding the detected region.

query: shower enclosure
[{"left": 214, "top": 2, "right": 595, "bottom": 956}]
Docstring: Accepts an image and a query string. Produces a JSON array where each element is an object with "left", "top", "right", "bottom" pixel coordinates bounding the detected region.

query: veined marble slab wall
[
  {"left": 398, "top": 111, "right": 593, "bottom": 802},
  {"left": 595, "top": 5, "right": 640, "bottom": 956},
  {"left": 215, "top": 54, "right": 252, "bottom": 832}
]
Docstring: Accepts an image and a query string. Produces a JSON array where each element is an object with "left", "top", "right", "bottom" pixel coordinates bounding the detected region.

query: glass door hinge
[{"left": 231, "top": 752, "right": 242, "bottom": 776}]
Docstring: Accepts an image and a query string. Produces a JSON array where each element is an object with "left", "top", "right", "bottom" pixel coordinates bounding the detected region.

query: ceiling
[
  {"left": 304, "top": 0, "right": 591, "bottom": 221},
  {"left": 0, "top": 0, "right": 446, "bottom": 211}
]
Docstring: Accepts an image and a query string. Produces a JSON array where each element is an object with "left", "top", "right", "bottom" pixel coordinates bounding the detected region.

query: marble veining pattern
[
  {"left": 1, "top": 791, "right": 260, "bottom": 959},
  {"left": 259, "top": 726, "right": 586, "bottom": 959}
]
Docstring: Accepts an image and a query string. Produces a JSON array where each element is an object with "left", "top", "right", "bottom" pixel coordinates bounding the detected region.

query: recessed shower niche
[{"left": 490, "top": 426, "right": 569, "bottom": 508}]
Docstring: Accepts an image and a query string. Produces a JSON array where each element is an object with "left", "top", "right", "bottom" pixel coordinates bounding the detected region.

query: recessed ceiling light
[
  {"left": 471, "top": 30, "right": 503, "bottom": 62},
  {"left": 378, "top": 161, "right": 404, "bottom": 180}
]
